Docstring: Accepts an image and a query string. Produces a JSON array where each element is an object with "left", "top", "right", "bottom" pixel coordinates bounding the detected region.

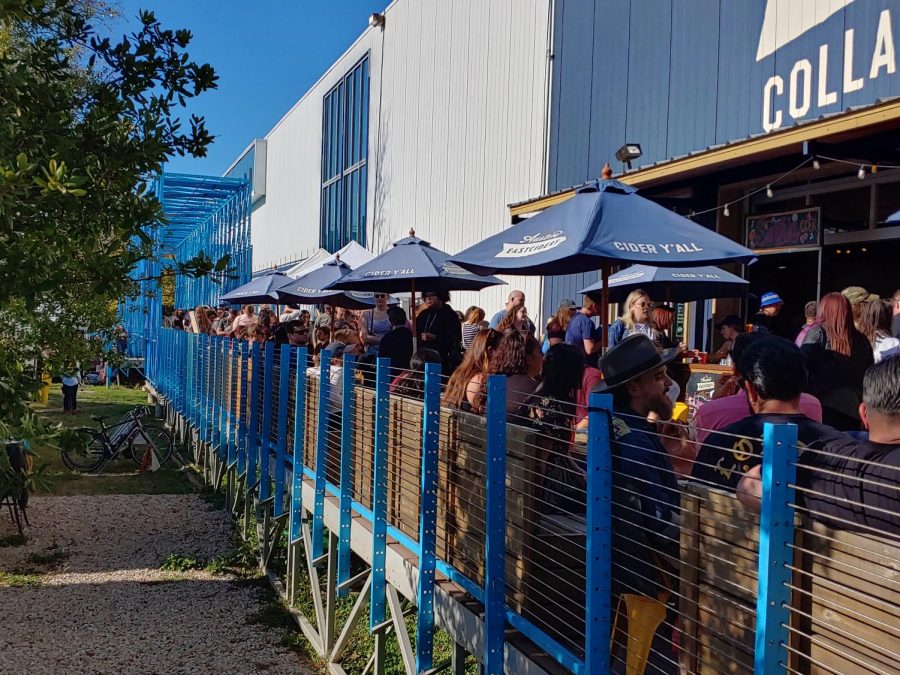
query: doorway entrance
[{"left": 746, "top": 250, "right": 819, "bottom": 339}]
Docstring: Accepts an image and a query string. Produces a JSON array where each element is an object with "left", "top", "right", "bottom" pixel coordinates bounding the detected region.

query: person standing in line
[
  {"left": 359, "top": 293, "right": 392, "bottom": 358},
  {"left": 461, "top": 306, "right": 486, "bottom": 350},
  {"left": 61, "top": 366, "right": 80, "bottom": 415},
  {"left": 752, "top": 292, "right": 783, "bottom": 335},
  {"left": 794, "top": 300, "right": 819, "bottom": 347},
  {"left": 859, "top": 299, "right": 900, "bottom": 363},
  {"left": 488, "top": 290, "right": 535, "bottom": 336},
  {"left": 801, "top": 292, "right": 874, "bottom": 431},
  {"left": 114, "top": 325, "right": 129, "bottom": 355},
  {"left": 709, "top": 315, "right": 744, "bottom": 364},
  {"left": 608, "top": 289, "right": 658, "bottom": 348},
  {"left": 234, "top": 305, "right": 257, "bottom": 331},
  {"left": 416, "top": 290, "right": 463, "bottom": 375},
  {"left": 566, "top": 296, "right": 602, "bottom": 366},
  {"left": 841, "top": 286, "right": 878, "bottom": 331},
  {"left": 892, "top": 290, "right": 900, "bottom": 340},
  {"left": 545, "top": 299, "right": 577, "bottom": 350},
  {"left": 378, "top": 305, "right": 414, "bottom": 373},
  {"left": 279, "top": 304, "right": 300, "bottom": 323}
]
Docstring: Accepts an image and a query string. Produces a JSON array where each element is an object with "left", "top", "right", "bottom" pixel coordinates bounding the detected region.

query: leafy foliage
[{"left": 0, "top": 1, "right": 220, "bottom": 468}]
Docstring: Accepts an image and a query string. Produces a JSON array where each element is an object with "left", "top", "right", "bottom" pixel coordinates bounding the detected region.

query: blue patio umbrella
[
  {"left": 273, "top": 258, "right": 398, "bottom": 309},
  {"left": 450, "top": 179, "right": 756, "bottom": 346},
  {"left": 325, "top": 230, "right": 504, "bottom": 343},
  {"left": 579, "top": 264, "right": 749, "bottom": 304},
  {"left": 219, "top": 271, "right": 291, "bottom": 305}
]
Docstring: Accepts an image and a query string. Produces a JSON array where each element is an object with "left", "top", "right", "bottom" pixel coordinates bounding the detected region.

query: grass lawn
[{"left": 30, "top": 384, "right": 197, "bottom": 496}]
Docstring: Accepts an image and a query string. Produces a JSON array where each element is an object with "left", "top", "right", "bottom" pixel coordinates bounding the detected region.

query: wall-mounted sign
[{"left": 746, "top": 207, "right": 821, "bottom": 251}]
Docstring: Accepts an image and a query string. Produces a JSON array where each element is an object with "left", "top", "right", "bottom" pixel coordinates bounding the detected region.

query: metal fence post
[
  {"left": 238, "top": 341, "right": 249, "bottom": 476},
  {"left": 586, "top": 392, "right": 613, "bottom": 674},
  {"left": 229, "top": 339, "right": 239, "bottom": 468},
  {"left": 484, "top": 374, "right": 507, "bottom": 674},
  {"left": 247, "top": 341, "right": 261, "bottom": 496},
  {"left": 312, "top": 349, "right": 332, "bottom": 555},
  {"left": 338, "top": 353, "right": 357, "bottom": 597},
  {"left": 416, "top": 362, "right": 441, "bottom": 673},
  {"left": 260, "top": 341, "right": 275, "bottom": 503},
  {"left": 275, "top": 344, "right": 292, "bottom": 518},
  {"left": 754, "top": 422, "right": 799, "bottom": 675},
  {"left": 290, "top": 347, "right": 307, "bottom": 546},
  {"left": 370, "top": 356, "right": 390, "bottom": 631}
]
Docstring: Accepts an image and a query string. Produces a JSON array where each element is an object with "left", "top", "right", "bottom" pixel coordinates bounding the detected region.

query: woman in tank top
[{"left": 360, "top": 293, "right": 392, "bottom": 356}]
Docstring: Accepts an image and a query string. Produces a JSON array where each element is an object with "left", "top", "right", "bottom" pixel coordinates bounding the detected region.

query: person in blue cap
[{"left": 753, "top": 291, "right": 783, "bottom": 335}]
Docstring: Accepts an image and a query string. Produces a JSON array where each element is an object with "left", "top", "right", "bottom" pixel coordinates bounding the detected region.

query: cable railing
[{"left": 148, "top": 328, "right": 900, "bottom": 675}]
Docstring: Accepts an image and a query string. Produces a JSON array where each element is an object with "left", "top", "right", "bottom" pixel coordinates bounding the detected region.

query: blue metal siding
[{"left": 550, "top": 0, "right": 900, "bottom": 191}]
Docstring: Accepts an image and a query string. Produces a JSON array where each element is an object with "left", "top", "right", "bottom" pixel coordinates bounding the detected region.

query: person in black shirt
[
  {"left": 378, "top": 305, "right": 414, "bottom": 373},
  {"left": 416, "top": 290, "right": 462, "bottom": 375},
  {"left": 752, "top": 291, "right": 783, "bottom": 335},
  {"left": 739, "top": 356, "right": 900, "bottom": 538},
  {"left": 693, "top": 337, "right": 844, "bottom": 492}
]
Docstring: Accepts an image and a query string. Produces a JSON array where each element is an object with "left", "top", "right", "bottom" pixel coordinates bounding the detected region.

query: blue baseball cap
[{"left": 760, "top": 292, "right": 783, "bottom": 308}]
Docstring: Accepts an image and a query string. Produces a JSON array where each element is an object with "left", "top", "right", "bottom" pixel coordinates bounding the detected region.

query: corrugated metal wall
[
  {"left": 549, "top": 0, "right": 900, "bottom": 190},
  {"left": 251, "top": 0, "right": 552, "bottom": 324}
]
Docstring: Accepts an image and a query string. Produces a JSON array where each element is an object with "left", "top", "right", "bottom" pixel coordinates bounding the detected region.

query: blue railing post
[
  {"left": 238, "top": 340, "right": 249, "bottom": 476},
  {"left": 338, "top": 353, "right": 357, "bottom": 597},
  {"left": 216, "top": 337, "right": 226, "bottom": 457},
  {"left": 755, "top": 422, "right": 798, "bottom": 674},
  {"left": 228, "top": 339, "right": 239, "bottom": 468},
  {"left": 290, "top": 347, "right": 308, "bottom": 546},
  {"left": 586, "top": 392, "right": 613, "bottom": 674},
  {"left": 484, "top": 374, "right": 507, "bottom": 674},
  {"left": 312, "top": 349, "right": 332, "bottom": 554},
  {"left": 274, "top": 344, "right": 292, "bottom": 517},
  {"left": 260, "top": 341, "right": 275, "bottom": 502},
  {"left": 416, "top": 362, "right": 441, "bottom": 672},
  {"left": 370, "top": 356, "right": 390, "bottom": 631},
  {"left": 247, "top": 341, "right": 261, "bottom": 496}
]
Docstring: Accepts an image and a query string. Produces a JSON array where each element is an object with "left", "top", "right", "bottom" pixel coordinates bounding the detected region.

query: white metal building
[{"left": 225, "top": 0, "right": 556, "bottom": 323}]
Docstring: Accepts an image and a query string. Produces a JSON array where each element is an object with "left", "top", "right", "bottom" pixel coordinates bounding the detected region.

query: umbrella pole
[
  {"left": 601, "top": 261, "right": 610, "bottom": 351},
  {"left": 410, "top": 279, "right": 417, "bottom": 352}
]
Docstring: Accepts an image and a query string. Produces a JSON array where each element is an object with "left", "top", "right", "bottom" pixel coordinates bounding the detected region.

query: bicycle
[{"left": 60, "top": 406, "right": 174, "bottom": 473}]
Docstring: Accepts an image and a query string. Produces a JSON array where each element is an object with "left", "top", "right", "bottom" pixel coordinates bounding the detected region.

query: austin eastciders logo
[
  {"left": 495, "top": 230, "right": 566, "bottom": 258},
  {"left": 759, "top": 0, "right": 896, "bottom": 132}
]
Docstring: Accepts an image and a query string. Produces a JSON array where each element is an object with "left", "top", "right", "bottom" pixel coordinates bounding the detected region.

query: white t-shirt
[
  {"left": 280, "top": 310, "right": 300, "bottom": 323},
  {"left": 874, "top": 335, "right": 900, "bottom": 363}
]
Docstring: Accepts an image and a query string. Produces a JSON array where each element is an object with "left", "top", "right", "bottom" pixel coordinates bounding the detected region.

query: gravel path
[{"left": 0, "top": 495, "right": 314, "bottom": 674}]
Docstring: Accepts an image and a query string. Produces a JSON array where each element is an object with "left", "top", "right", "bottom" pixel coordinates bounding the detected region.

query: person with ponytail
[{"left": 801, "top": 292, "right": 874, "bottom": 430}]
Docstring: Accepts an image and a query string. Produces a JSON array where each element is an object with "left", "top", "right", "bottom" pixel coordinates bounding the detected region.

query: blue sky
[{"left": 112, "top": 1, "right": 388, "bottom": 176}]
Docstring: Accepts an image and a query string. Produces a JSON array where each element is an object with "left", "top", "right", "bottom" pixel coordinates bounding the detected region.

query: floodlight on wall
[
  {"left": 615, "top": 143, "right": 643, "bottom": 171},
  {"left": 369, "top": 13, "right": 385, "bottom": 29}
]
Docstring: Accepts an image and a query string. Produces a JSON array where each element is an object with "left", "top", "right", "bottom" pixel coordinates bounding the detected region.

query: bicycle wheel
[
  {"left": 61, "top": 428, "right": 106, "bottom": 472},
  {"left": 130, "top": 424, "right": 174, "bottom": 467}
]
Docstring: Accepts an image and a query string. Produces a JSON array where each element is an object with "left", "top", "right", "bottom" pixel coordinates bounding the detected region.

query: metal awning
[{"left": 155, "top": 172, "right": 248, "bottom": 250}]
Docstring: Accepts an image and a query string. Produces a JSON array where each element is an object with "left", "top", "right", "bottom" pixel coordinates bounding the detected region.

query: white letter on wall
[
  {"left": 790, "top": 59, "right": 813, "bottom": 118},
  {"left": 763, "top": 75, "right": 784, "bottom": 132},
  {"left": 844, "top": 29, "right": 864, "bottom": 92},
  {"left": 870, "top": 9, "right": 896, "bottom": 78},
  {"left": 818, "top": 44, "right": 838, "bottom": 106}
]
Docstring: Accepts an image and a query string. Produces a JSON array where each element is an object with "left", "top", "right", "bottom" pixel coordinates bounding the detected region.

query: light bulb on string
[
  {"left": 858, "top": 164, "right": 866, "bottom": 180},
  {"left": 723, "top": 204, "right": 730, "bottom": 217},
  {"left": 766, "top": 185, "right": 773, "bottom": 198},
  {"left": 812, "top": 157, "right": 820, "bottom": 170}
]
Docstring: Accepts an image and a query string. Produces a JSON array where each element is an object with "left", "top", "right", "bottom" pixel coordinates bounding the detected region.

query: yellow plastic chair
[{"left": 611, "top": 593, "right": 668, "bottom": 675}]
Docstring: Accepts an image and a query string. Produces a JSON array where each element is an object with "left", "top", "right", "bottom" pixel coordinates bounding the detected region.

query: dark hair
[
  {"left": 387, "top": 305, "right": 407, "bottom": 327},
  {"left": 424, "top": 290, "right": 451, "bottom": 303},
  {"left": 488, "top": 330, "right": 528, "bottom": 376},
  {"left": 731, "top": 331, "right": 764, "bottom": 364},
  {"left": 538, "top": 344, "right": 584, "bottom": 403},
  {"left": 736, "top": 336, "right": 807, "bottom": 401},
  {"left": 394, "top": 349, "right": 442, "bottom": 399},
  {"left": 863, "top": 356, "right": 900, "bottom": 416},
  {"left": 859, "top": 299, "right": 894, "bottom": 347}
]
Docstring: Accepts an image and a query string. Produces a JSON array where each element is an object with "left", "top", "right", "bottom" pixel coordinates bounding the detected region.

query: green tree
[{"left": 0, "top": 0, "right": 220, "bottom": 461}]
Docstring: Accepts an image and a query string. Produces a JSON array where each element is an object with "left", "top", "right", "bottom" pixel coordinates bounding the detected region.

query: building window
[{"left": 321, "top": 55, "right": 369, "bottom": 252}]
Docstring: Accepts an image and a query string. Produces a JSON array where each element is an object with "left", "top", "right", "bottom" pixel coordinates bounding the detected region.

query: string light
[
  {"left": 812, "top": 157, "right": 820, "bottom": 170},
  {"left": 858, "top": 164, "right": 866, "bottom": 180},
  {"left": 723, "top": 204, "right": 730, "bottom": 217},
  {"left": 766, "top": 184, "right": 774, "bottom": 198}
]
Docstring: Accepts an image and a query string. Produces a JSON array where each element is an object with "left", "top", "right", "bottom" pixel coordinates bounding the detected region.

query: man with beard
[{"left": 594, "top": 334, "right": 681, "bottom": 673}]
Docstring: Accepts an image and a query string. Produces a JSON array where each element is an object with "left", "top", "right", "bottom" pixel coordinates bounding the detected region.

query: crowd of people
[{"left": 162, "top": 284, "right": 899, "bottom": 542}]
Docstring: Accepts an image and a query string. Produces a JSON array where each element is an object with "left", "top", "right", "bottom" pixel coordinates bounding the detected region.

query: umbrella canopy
[
  {"left": 579, "top": 265, "right": 749, "bottom": 304},
  {"left": 220, "top": 271, "right": 292, "bottom": 304},
  {"left": 285, "top": 240, "right": 376, "bottom": 278},
  {"left": 273, "top": 259, "right": 397, "bottom": 309},
  {"left": 449, "top": 180, "right": 757, "bottom": 276},
  {"left": 325, "top": 230, "right": 505, "bottom": 294}
]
